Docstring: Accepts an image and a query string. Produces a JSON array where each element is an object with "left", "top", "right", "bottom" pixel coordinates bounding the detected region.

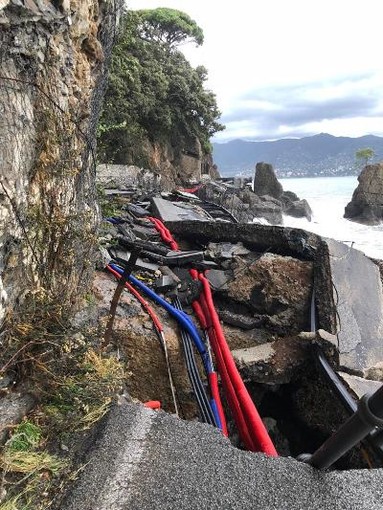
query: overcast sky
[{"left": 127, "top": 0, "right": 383, "bottom": 142}]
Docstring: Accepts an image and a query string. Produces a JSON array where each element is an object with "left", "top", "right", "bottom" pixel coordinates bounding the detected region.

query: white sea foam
[{"left": 278, "top": 176, "right": 383, "bottom": 260}]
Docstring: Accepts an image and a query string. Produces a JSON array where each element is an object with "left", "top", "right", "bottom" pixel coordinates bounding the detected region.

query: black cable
[{"left": 173, "top": 297, "right": 217, "bottom": 426}]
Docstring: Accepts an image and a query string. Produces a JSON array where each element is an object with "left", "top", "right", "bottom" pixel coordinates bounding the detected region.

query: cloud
[{"left": 214, "top": 74, "right": 383, "bottom": 141}]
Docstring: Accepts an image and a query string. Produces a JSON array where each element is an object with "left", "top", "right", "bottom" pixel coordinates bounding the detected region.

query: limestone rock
[
  {"left": 97, "top": 164, "right": 160, "bottom": 191},
  {"left": 344, "top": 163, "right": 383, "bottom": 224},
  {"left": 0, "top": 0, "right": 120, "bottom": 322},
  {"left": 0, "top": 393, "right": 36, "bottom": 444}
]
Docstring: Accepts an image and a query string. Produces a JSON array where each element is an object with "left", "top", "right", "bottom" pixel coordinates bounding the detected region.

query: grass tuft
[
  {"left": 1, "top": 450, "right": 67, "bottom": 475},
  {"left": 6, "top": 422, "right": 41, "bottom": 453}
]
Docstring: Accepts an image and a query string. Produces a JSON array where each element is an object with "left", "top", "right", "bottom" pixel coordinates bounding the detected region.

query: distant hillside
[{"left": 212, "top": 133, "right": 383, "bottom": 177}]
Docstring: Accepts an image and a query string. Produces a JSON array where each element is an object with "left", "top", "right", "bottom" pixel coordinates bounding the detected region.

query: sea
[{"left": 276, "top": 175, "right": 383, "bottom": 260}]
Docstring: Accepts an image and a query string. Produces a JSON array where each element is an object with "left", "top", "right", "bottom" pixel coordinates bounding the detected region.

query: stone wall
[{"left": 0, "top": 0, "right": 119, "bottom": 323}]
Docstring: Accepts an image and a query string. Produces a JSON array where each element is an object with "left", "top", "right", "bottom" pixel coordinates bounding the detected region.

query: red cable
[
  {"left": 199, "top": 274, "right": 278, "bottom": 456},
  {"left": 197, "top": 293, "right": 251, "bottom": 445},
  {"left": 149, "top": 217, "right": 275, "bottom": 451},
  {"left": 150, "top": 217, "right": 275, "bottom": 447},
  {"left": 107, "top": 265, "right": 163, "bottom": 332}
]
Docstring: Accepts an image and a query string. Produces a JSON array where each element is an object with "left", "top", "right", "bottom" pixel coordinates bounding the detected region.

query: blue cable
[
  {"left": 109, "top": 264, "right": 211, "bottom": 373},
  {"left": 109, "top": 263, "right": 222, "bottom": 430}
]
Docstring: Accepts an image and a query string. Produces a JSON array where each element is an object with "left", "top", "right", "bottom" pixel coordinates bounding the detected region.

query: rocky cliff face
[
  {"left": 0, "top": 0, "right": 119, "bottom": 323},
  {"left": 344, "top": 163, "right": 383, "bottom": 224},
  {"left": 129, "top": 137, "right": 219, "bottom": 190}
]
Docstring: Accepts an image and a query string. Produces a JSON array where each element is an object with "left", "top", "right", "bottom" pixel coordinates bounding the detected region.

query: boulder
[
  {"left": 253, "top": 163, "right": 312, "bottom": 221},
  {"left": 253, "top": 162, "right": 284, "bottom": 199},
  {"left": 344, "top": 163, "right": 383, "bottom": 224},
  {"left": 284, "top": 199, "right": 312, "bottom": 221}
]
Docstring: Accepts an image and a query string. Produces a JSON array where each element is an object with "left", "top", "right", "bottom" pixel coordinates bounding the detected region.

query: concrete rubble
[{"left": 3, "top": 179, "right": 383, "bottom": 505}]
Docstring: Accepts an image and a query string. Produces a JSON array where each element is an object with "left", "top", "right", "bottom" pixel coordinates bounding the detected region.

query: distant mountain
[{"left": 212, "top": 133, "right": 383, "bottom": 177}]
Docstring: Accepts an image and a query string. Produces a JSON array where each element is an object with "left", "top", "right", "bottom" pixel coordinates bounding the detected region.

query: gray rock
[
  {"left": 364, "top": 361, "right": 383, "bottom": 381},
  {"left": 253, "top": 162, "right": 284, "bottom": 199},
  {"left": 344, "top": 163, "right": 383, "bottom": 224},
  {"left": 197, "top": 182, "right": 284, "bottom": 224},
  {"left": 284, "top": 199, "right": 312, "bottom": 221},
  {"left": 0, "top": 393, "right": 36, "bottom": 444}
]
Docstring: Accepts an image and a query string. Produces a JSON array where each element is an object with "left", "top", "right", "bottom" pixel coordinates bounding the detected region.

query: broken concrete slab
[
  {"left": 206, "top": 269, "right": 231, "bottom": 290},
  {"left": 226, "top": 253, "right": 313, "bottom": 335},
  {"left": 165, "top": 222, "right": 383, "bottom": 375},
  {"left": 151, "top": 197, "right": 211, "bottom": 223},
  {"left": 337, "top": 372, "right": 383, "bottom": 399},
  {"left": 109, "top": 248, "right": 160, "bottom": 273},
  {"left": 232, "top": 330, "right": 338, "bottom": 384},
  {"left": 60, "top": 402, "right": 383, "bottom": 510},
  {"left": 325, "top": 239, "right": 383, "bottom": 374},
  {"left": 166, "top": 220, "right": 320, "bottom": 260},
  {"left": 206, "top": 241, "right": 251, "bottom": 259}
]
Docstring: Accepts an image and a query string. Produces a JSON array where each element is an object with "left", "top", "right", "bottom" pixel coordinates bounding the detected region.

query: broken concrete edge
[
  {"left": 337, "top": 372, "right": 383, "bottom": 400},
  {"left": 58, "top": 401, "right": 383, "bottom": 510},
  {"left": 325, "top": 238, "right": 383, "bottom": 374},
  {"left": 165, "top": 220, "right": 321, "bottom": 260},
  {"left": 232, "top": 330, "right": 339, "bottom": 385},
  {"left": 165, "top": 220, "right": 339, "bottom": 338},
  {"left": 165, "top": 220, "right": 383, "bottom": 376}
]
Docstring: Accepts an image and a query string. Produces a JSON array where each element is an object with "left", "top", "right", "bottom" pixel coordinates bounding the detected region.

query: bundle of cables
[
  {"left": 106, "top": 262, "right": 223, "bottom": 430},
  {"left": 147, "top": 217, "right": 277, "bottom": 456}
]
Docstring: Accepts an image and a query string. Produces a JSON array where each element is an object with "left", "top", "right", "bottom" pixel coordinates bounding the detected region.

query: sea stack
[
  {"left": 253, "top": 162, "right": 312, "bottom": 221},
  {"left": 344, "top": 163, "right": 383, "bottom": 224},
  {"left": 253, "top": 162, "right": 284, "bottom": 198}
]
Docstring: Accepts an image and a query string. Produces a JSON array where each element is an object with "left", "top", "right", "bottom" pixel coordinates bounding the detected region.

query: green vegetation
[
  {"left": 0, "top": 296, "right": 125, "bottom": 509},
  {"left": 137, "top": 7, "right": 204, "bottom": 47},
  {"left": 355, "top": 147, "right": 375, "bottom": 167},
  {"left": 5, "top": 422, "right": 41, "bottom": 453},
  {"left": 98, "top": 7, "right": 224, "bottom": 165}
]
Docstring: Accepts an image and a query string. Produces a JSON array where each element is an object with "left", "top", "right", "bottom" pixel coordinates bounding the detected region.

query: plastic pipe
[
  {"left": 306, "top": 385, "right": 383, "bottom": 469},
  {"left": 199, "top": 273, "right": 278, "bottom": 456}
]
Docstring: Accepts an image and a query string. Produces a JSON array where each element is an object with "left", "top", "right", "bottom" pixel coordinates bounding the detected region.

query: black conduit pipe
[
  {"left": 305, "top": 385, "right": 383, "bottom": 469},
  {"left": 302, "top": 289, "right": 383, "bottom": 468}
]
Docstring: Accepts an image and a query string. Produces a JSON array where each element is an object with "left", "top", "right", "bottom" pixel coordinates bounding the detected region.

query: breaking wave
[{"left": 278, "top": 176, "right": 383, "bottom": 260}]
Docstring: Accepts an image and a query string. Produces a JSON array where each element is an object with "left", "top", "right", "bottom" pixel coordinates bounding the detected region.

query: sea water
[{"left": 278, "top": 175, "right": 383, "bottom": 260}]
